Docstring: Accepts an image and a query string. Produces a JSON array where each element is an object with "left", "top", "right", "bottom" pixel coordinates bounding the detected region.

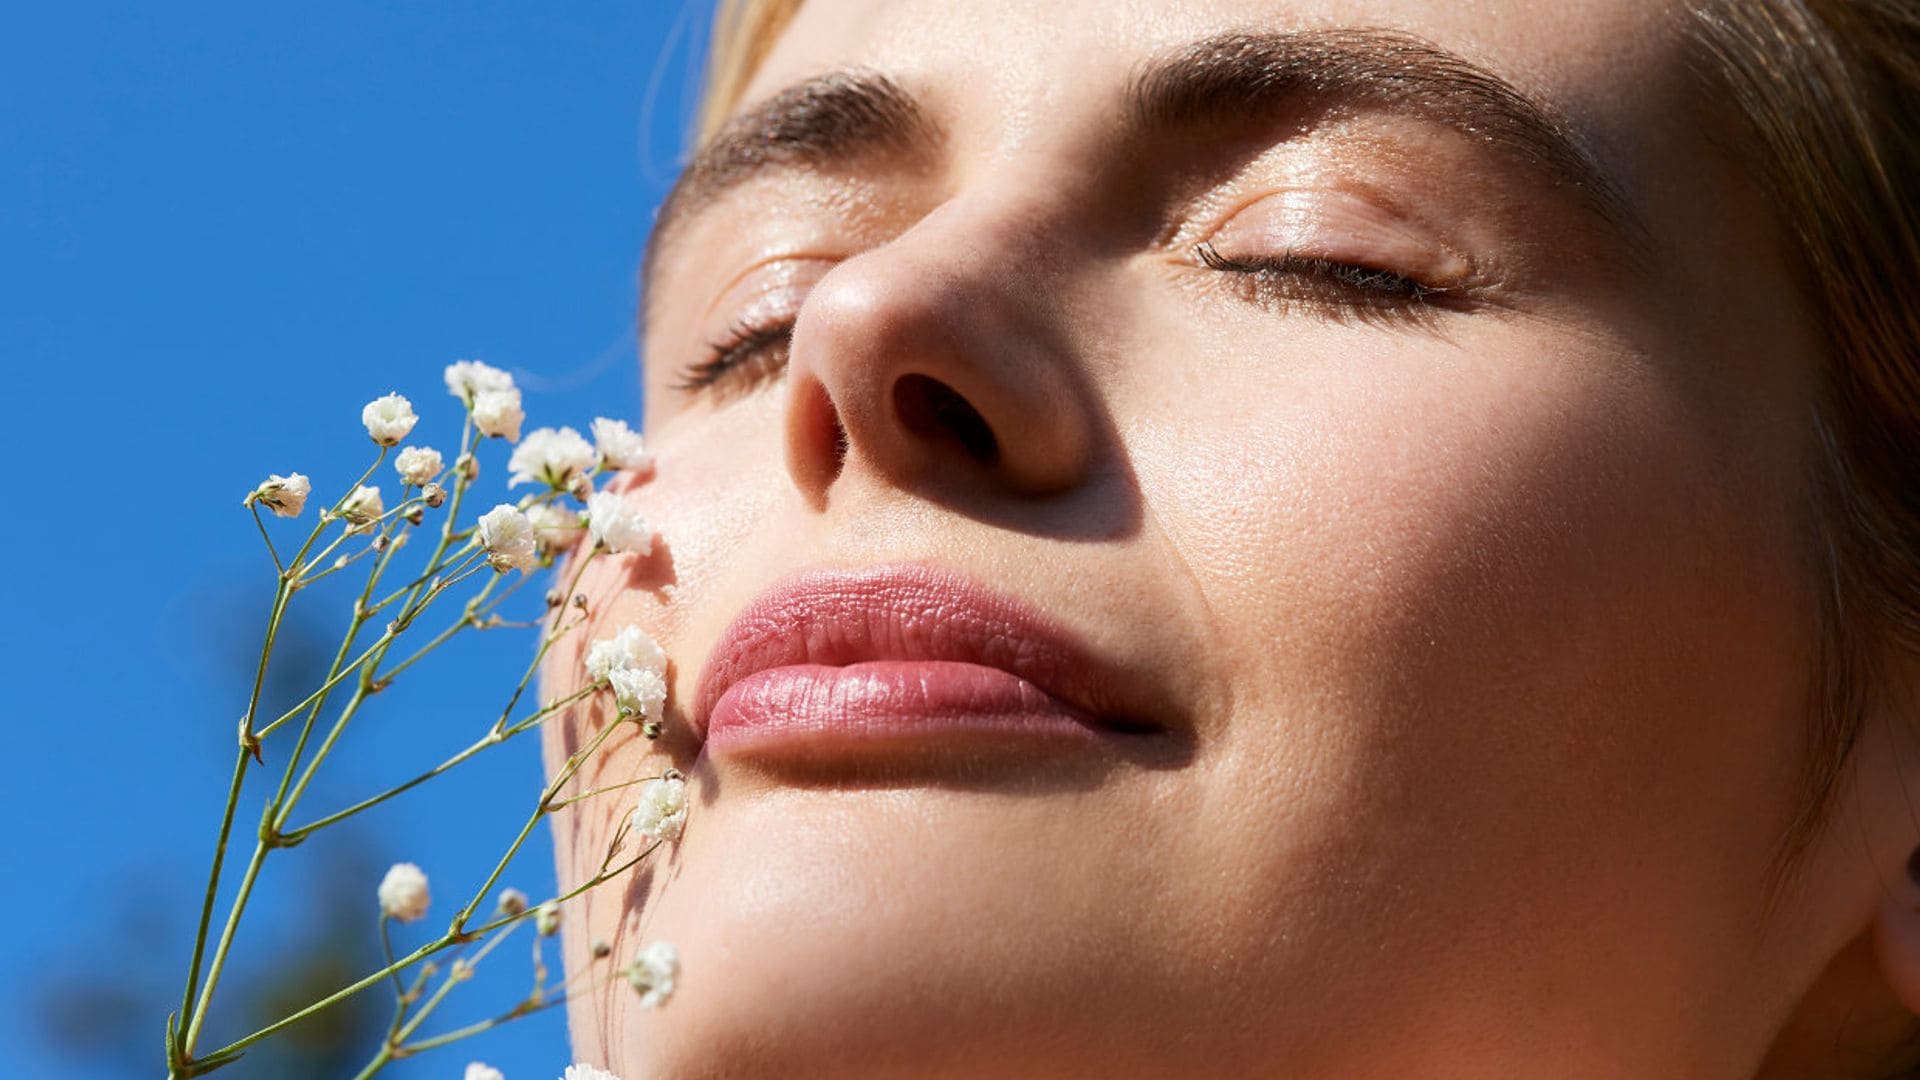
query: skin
[{"left": 541, "top": 0, "right": 1920, "bottom": 1074}]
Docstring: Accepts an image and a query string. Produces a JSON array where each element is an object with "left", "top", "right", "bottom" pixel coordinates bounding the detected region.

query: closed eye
[
  {"left": 1194, "top": 241, "right": 1456, "bottom": 311},
  {"left": 674, "top": 318, "right": 796, "bottom": 395}
]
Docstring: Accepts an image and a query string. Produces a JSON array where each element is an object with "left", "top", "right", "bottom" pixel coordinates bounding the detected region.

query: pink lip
[{"left": 694, "top": 566, "right": 1152, "bottom": 757}]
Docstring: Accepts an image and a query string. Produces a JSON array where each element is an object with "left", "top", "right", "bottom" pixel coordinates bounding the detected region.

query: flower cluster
[
  {"left": 362, "top": 393, "right": 419, "bottom": 446},
  {"left": 586, "top": 492, "right": 653, "bottom": 556},
  {"left": 510, "top": 427, "right": 598, "bottom": 491},
  {"left": 200, "top": 361, "right": 680, "bottom": 1078},
  {"left": 629, "top": 774, "right": 687, "bottom": 846},
  {"left": 396, "top": 445, "right": 443, "bottom": 486},
  {"left": 584, "top": 625, "right": 669, "bottom": 737}
]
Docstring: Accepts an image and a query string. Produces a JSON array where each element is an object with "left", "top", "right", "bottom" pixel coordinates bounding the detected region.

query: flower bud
[
  {"left": 422, "top": 482, "right": 447, "bottom": 508},
  {"left": 340, "top": 485, "right": 385, "bottom": 533},
  {"left": 247, "top": 473, "right": 311, "bottom": 518},
  {"left": 534, "top": 900, "right": 562, "bottom": 937},
  {"left": 496, "top": 887, "right": 529, "bottom": 917},
  {"left": 444, "top": 359, "right": 515, "bottom": 404},
  {"left": 471, "top": 388, "right": 524, "bottom": 442},
  {"left": 377, "top": 862, "right": 430, "bottom": 922},
  {"left": 626, "top": 941, "right": 679, "bottom": 1009},
  {"left": 476, "top": 504, "right": 538, "bottom": 573},
  {"left": 394, "top": 445, "right": 443, "bottom": 487}
]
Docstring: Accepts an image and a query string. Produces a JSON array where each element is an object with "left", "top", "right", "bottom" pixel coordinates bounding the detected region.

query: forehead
[{"left": 741, "top": 0, "right": 1686, "bottom": 185}]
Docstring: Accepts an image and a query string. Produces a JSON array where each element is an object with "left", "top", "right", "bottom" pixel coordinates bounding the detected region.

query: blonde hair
[
  {"left": 696, "top": 0, "right": 805, "bottom": 141},
  {"left": 685, "top": 0, "right": 1920, "bottom": 837}
]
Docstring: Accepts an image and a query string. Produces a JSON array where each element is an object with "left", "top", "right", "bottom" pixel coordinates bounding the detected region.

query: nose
[{"left": 782, "top": 209, "right": 1097, "bottom": 506}]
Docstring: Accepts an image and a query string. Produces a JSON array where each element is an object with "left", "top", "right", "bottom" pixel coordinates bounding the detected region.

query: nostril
[{"left": 893, "top": 373, "right": 999, "bottom": 465}]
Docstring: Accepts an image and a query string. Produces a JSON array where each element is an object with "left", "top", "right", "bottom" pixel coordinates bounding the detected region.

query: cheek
[{"left": 1132, "top": 323, "right": 1815, "bottom": 1007}]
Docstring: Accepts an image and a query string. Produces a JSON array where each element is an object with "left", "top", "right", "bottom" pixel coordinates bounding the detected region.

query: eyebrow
[
  {"left": 1125, "top": 29, "right": 1634, "bottom": 229},
  {"left": 642, "top": 28, "right": 1638, "bottom": 315},
  {"left": 641, "top": 71, "right": 935, "bottom": 303}
]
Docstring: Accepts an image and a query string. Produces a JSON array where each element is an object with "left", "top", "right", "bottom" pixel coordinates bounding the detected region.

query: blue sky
[{"left": 2, "top": 5, "right": 711, "bottom": 1075}]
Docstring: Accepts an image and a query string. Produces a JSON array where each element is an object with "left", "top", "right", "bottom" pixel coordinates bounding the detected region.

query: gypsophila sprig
[
  {"left": 247, "top": 473, "right": 312, "bottom": 518},
  {"left": 172, "top": 361, "right": 682, "bottom": 1079},
  {"left": 362, "top": 392, "right": 419, "bottom": 446},
  {"left": 591, "top": 417, "right": 653, "bottom": 473},
  {"left": 465, "top": 1064, "right": 506, "bottom": 1080},
  {"left": 586, "top": 492, "right": 654, "bottom": 556},
  {"left": 625, "top": 942, "right": 679, "bottom": 1009},
  {"left": 477, "top": 504, "right": 539, "bottom": 573}
]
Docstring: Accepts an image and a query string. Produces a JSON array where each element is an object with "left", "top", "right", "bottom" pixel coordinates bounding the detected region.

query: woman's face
[{"left": 544, "top": 0, "right": 1912, "bottom": 1074}]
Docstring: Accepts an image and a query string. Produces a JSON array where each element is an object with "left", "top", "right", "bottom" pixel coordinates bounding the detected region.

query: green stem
[
  {"left": 282, "top": 685, "right": 595, "bottom": 841},
  {"left": 392, "top": 994, "right": 565, "bottom": 1056},
  {"left": 453, "top": 713, "right": 628, "bottom": 934},
  {"left": 182, "top": 841, "right": 268, "bottom": 1052},
  {"left": 176, "top": 746, "right": 249, "bottom": 1049},
  {"left": 249, "top": 505, "right": 284, "bottom": 576},
  {"left": 543, "top": 770, "right": 667, "bottom": 812}
]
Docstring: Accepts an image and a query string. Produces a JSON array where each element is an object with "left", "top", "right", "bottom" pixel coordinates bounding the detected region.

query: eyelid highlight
[
  {"left": 675, "top": 255, "right": 834, "bottom": 398},
  {"left": 1190, "top": 186, "right": 1482, "bottom": 292}
]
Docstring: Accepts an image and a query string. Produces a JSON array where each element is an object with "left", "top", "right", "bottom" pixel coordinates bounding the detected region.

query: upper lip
[{"left": 690, "top": 565, "right": 1156, "bottom": 739}]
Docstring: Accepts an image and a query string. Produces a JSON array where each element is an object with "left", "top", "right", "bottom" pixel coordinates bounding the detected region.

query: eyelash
[
  {"left": 1193, "top": 241, "right": 1449, "bottom": 309},
  {"left": 674, "top": 245, "right": 1451, "bottom": 393},
  {"left": 673, "top": 318, "right": 796, "bottom": 393}
]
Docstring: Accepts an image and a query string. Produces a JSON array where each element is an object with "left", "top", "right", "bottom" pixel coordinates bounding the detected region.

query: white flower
[
  {"left": 340, "top": 485, "right": 385, "bottom": 531},
  {"left": 560, "top": 1067, "right": 621, "bottom": 1080},
  {"left": 377, "top": 862, "right": 430, "bottom": 922},
  {"left": 629, "top": 776, "right": 687, "bottom": 844},
  {"left": 465, "top": 1064, "right": 505, "bottom": 1080},
  {"left": 445, "top": 359, "right": 516, "bottom": 404},
  {"left": 496, "top": 887, "right": 529, "bottom": 917},
  {"left": 476, "top": 504, "right": 538, "bottom": 572},
  {"left": 508, "top": 427, "right": 597, "bottom": 489},
  {"left": 626, "top": 941, "right": 679, "bottom": 1009},
  {"left": 361, "top": 393, "right": 418, "bottom": 446},
  {"left": 248, "top": 473, "right": 311, "bottom": 518},
  {"left": 610, "top": 666, "right": 668, "bottom": 726},
  {"left": 527, "top": 503, "right": 585, "bottom": 556},
  {"left": 586, "top": 492, "right": 654, "bottom": 556},
  {"left": 584, "top": 625, "right": 668, "bottom": 684},
  {"left": 472, "top": 387, "right": 525, "bottom": 442},
  {"left": 534, "top": 900, "right": 562, "bottom": 937},
  {"left": 591, "top": 417, "right": 653, "bottom": 473},
  {"left": 394, "top": 445, "right": 443, "bottom": 487}
]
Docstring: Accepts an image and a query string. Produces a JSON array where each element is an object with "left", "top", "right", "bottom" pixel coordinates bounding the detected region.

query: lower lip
[{"left": 705, "top": 660, "right": 1104, "bottom": 758}]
